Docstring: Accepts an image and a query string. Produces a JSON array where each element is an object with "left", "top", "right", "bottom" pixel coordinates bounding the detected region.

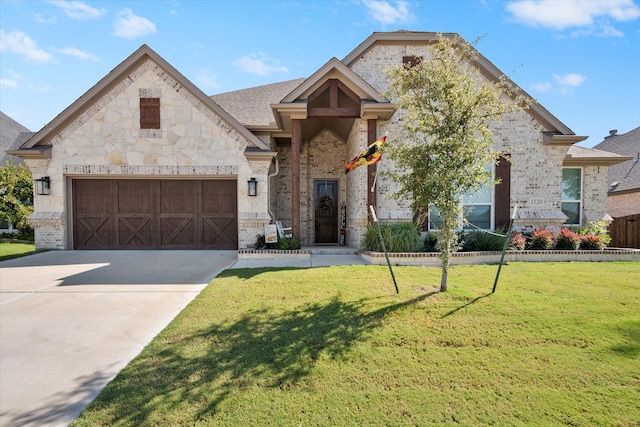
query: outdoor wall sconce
[
  {"left": 35, "top": 176, "right": 51, "bottom": 196},
  {"left": 247, "top": 177, "right": 257, "bottom": 197}
]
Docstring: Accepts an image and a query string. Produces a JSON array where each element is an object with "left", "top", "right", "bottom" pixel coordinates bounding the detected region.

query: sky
[{"left": 1, "top": 0, "right": 639, "bottom": 148}]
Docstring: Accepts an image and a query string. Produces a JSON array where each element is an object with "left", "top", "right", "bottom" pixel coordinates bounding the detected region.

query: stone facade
[
  {"left": 28, "top": 58, "right": 270, "bottom": 249},
  {"left": 17, "top": 33, "right": 617, "bottom": 251}
]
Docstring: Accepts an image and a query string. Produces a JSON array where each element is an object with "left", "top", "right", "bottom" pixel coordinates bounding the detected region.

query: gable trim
[
  {"left": 343, "top": 31, "right": 578, "bottom": 136},
  {"left": 18, "top": 44, "right": 270, "bottom": 152}
]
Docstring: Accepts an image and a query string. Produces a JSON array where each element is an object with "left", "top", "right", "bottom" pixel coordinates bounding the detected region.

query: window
[
  {"left": 562, "top": 168, "right": 582, "bottom": 225},
  {"left": 140, "top": 97, "right": 160, "bottom": 129},
  {"left": 428, "top": 165, "right": 494, "bottom": 231}
]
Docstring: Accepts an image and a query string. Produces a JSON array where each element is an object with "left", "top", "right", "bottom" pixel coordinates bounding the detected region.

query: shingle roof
[
  {"left": 210, "top": 79, "right": 306, "bottom": 127},
  {"left": 0, "top": 112, "right": 30, "bottom": 165},
  {"left": 593, "top": 127, "right": 640, "bottom": 193}
]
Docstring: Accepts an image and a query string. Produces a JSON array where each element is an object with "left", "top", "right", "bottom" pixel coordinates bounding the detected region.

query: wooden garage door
[{"left": 73, "top": 179, "right": 237, "bottom": 250}]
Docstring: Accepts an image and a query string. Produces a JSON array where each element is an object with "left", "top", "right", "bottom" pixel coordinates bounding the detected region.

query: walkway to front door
[{"left": 314, "top": 180, "right": 338, "bottom": 244}]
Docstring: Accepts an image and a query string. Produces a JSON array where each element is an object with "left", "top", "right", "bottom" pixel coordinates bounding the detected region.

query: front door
[{"left": 315, "top": 180, "right": 338, "bottom": 244}]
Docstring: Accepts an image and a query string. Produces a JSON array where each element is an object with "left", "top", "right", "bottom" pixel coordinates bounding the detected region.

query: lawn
[
  {"left": 0, "top": 241, "right": 37, "bottom": 261},
  {"left": 71, "top": 262, "right": 639, "bottom": 426}
]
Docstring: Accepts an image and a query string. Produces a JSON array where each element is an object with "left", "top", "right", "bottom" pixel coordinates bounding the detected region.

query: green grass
[
  {"left": 71, "top": 262, "right": 640, "bottom": 426},
  {"left": 0, "top": 241, "right": 38, "bottom": 261}
]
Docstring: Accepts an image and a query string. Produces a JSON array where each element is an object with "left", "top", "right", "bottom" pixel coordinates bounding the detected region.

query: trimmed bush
[
  {"left": 363, "top": 222, "right": 422, "bottom": 252},
  {"left": 424, "top": 232, "right": 438, "bottom": 252},
  {"left": 529, "top": 228, "right": 554, "bottom": 250},
  {"left": 461, "top": 230, "right": 505, "bottom": 252},
  {"left": 509, "top": 232, "right": 526, "bottom": 251},
  {"left": 580, "top": 233, "right": 605, "bottom": 250},
  {"left": 554, "top": 227, "right": 580, "bottom": 250}
]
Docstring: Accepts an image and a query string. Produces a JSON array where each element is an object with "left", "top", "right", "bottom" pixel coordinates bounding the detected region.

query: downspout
[{"left": 267, "top": 156, "right": 279, "bottom": 222}]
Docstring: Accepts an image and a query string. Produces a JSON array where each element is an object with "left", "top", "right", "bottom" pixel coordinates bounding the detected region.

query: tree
[
  {"left": 0, "top": 162, "right": 33, "bottom": 231},
  {"left": 384, "top": 34, "right": 529, "bottom": 292}
]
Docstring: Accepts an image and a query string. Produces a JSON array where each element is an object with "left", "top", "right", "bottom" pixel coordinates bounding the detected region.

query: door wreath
[{"left": 319, "top": 196, "right": 333, "bottom": 211}]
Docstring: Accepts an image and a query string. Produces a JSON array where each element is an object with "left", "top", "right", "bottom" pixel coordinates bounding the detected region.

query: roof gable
[
  {"left": 281, "top": 57, "right": 387, "bottom": 103},
  {"left": 343, "top": 31, "right": 580, "bottom": 136},
  {"left": 19, "top": 45, "right": 270, "bottom": 151}
]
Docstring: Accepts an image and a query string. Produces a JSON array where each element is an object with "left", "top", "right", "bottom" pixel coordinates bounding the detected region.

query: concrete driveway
[{"left": 0, "top": 250, "right": 236, "bottom": 427}]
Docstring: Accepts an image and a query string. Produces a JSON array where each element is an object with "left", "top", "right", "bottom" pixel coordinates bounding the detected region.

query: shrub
[
  {"left": 423, "top": 232, "right": 438, "bottom": 252},
  {"left": 509, "top": 232, "right": 526, "bottom": 251},
  {"left": 576, "top": 220, "right": 611, "bottom": 246},
  {"left": 529, "top": 228, "right": 554, "bottom": 250},
  {"left": 461, "top": 230, "right": 505, "bottom": 252},
  {"left": 254, "top": 234, "right": 301, "bottom": 250},
  {"left": 554, "top": 227, "right": 580, "bottom": 250},
  {"left": 363, "top": 222, "right": 421, "bottom": 252},
  {"left": 580, "top": 233, "right": 605, "bottom": 250}
]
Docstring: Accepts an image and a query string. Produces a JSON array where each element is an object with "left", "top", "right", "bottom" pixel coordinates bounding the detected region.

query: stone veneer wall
[
  {"left": 347, "top": 42, "right": 574, "bottom": 235},
  {"left": 29, "top": 58, "right": 270, "bottom": 249}
]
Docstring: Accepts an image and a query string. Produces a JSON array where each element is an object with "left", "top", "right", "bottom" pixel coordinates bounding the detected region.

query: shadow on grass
[
  {"left": 610, "top": 320, "right": 640, "bottom": 357},
  {"left": 77, "top": 292, "right": 437, "bottom": 425},
  {"left": 440, "top": 292, "right": 493, "bottom": 318}
]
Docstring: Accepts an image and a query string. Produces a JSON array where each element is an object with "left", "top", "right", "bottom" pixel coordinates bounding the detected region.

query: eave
[
  {"left": 7, "top": 145, "right": 52, "bottom": 160},
  {"left": 543, "top": 133, "right": 588, "bottom": 146}
]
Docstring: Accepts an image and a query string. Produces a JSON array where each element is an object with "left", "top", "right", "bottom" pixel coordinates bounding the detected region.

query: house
[
  {"left": 9, "top": 31, "right": 630, "bottom": 250},
  {"left": 593, "top": 127, "right": 639, "bottom": 247},
  {"left": 1, "top": 112, "right": 33, "bottom": 233},
  {"left": 593, "top": 128, "right": 640, "bottom": 218},
  {"left": 1, "top": 112, "right": 32, "bottom": 166}
]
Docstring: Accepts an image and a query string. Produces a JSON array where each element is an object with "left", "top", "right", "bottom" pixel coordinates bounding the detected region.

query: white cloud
[
  {"left": 114, "top": 9, "right": 157, "bottom": 39},
  {"left": 233, "top": 53, "right": 289, "bottom": 76},
  {"left": 506, "top": 0, "right": 640, "bottom": 32},
  {"left": 0, "top": 78, "right": 19, "bottom": 89},
  {"left": 529, "top": 82, "right": 552, "bottom": 93},
  {"left": 47, "top": 0, "right": 105, "bottom": 20},
  {"left": 361, "top": 0, "right": 414, "bottom": 25},
  {"left": 197, "top": 69, "right": 219, "bottom": 89},
  {"left": 0, "top": 30, "right": 53, "bottom": 63},
  {"left": 53, "top": 46, "right": 99, "bottom": 61},
  {"left": 553, "top": 73, "right": 587, "bottom": 87},
  {"left": 530, "top": 72, "right": 587, "bottom": 95}
]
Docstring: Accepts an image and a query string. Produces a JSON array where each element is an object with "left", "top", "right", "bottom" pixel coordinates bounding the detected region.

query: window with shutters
[
  {"left": 428, "top": 164, "right": 494, "bottom": 231},
  {"left": 140, "top": 97, "right": 160, "bottom": 129}
]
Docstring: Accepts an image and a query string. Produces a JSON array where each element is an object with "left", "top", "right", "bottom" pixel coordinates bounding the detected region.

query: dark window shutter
[
  {"left": 402, "top": 55, "right": 422, "bottom": 68},
  {"left": 140, "top": 97, "right": 160, "bottom": 129},
  {"left": 494, "top": 155, "right": 511, "bottom": 230}
]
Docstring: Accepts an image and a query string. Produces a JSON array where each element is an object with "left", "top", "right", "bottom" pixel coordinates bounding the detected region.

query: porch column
[
  {"left": 291, "top": 119, "right": 301, "bottom": 237},
  {"left": 367, "top": 119, "right": 377, "bottom": 217}
]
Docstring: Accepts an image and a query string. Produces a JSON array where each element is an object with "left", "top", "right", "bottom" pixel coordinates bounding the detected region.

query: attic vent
[{"left": 140, "top": 97, "right": 160, "bottom": 129}]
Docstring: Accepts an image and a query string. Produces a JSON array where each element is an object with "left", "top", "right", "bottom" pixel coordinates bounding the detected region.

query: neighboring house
[
  {"left": 1, "top": 111, "right": 33, "bottom": 166},
  {"left": 10, "top": 31, "right": 630, "bottom": 250},
  {"left": 593, "top": 127, "right": 640, "bottom": 218},
  {"left": 592, "top": 127, "right": 639, "bottom": 248},
  {"left": 1, "top": 112, "right": 33, "bottom": 232}
]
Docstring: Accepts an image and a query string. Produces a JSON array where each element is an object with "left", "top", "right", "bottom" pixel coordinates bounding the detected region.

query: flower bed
[{"left": 361, "top": 248, "right": 640, "bottom": 266}]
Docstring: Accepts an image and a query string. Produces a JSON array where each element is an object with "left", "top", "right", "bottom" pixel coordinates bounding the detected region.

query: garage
[{"left": 73, "top": 179, "right": 238, "bottom": 250}]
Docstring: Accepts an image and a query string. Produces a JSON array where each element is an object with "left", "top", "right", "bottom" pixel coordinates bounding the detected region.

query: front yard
[{"left": 71, "top": 262, "right": 639, "bottom": 426}]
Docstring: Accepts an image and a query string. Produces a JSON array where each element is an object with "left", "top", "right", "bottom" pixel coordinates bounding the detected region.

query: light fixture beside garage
[
  {"left": 35, "top": 176, "right": 51, "bottom": 195},
  {"left": 247, "top": 177, "right": 257, "bottom": 197}
]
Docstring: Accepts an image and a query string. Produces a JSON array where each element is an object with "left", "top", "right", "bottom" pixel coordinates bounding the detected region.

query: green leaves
[
  {"left": 383, "top": 33, "right": 530, "bottom": 290},
  {"left": 0, "top": 162, "right": 33, "bottom": 229}
]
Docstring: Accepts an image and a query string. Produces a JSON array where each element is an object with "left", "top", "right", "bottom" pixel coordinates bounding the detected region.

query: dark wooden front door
[
  {"left": 73, "top": 179, "right": 237, "bottom": 250},
  {"left": 315, "top": 180, "right": 338, "bottom": 244}
]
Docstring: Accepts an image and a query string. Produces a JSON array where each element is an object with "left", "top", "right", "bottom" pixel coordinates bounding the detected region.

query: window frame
[{"left": 561, "top": 167, "right": 583, "bottom": 226}]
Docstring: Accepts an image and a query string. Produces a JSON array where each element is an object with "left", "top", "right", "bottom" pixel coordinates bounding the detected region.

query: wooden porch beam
[{"left": 291, "top": 119, "right": 301, "bottom": 237}]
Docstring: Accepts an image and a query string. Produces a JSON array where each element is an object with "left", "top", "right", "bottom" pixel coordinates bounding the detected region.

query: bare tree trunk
[{"left": 440, "top": 252, "right": 449, "bottom": 292}]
